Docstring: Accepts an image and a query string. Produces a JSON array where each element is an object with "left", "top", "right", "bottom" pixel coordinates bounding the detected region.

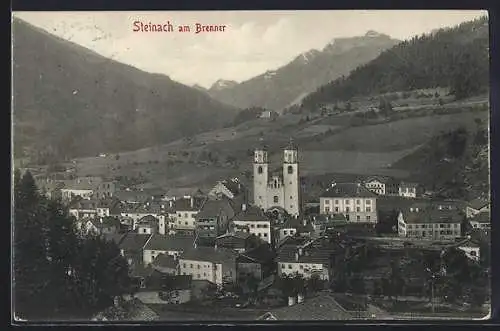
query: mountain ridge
[
  {"left": 13, "top": 18, "right": 239, "bottom": 162},
  {"left": 206, "top": 32, "right": 400, "bottom": 111}
]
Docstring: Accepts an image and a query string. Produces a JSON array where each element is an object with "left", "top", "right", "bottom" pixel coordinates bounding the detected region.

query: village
[{"left": 30, "top": 140, "right": 491, "bottom": 321}]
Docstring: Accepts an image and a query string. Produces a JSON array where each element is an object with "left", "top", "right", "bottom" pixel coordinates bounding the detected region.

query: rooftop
[
  {"left": 232, "top": 205, "right": 268, "bottom": 222},
  {"left": 180, "top": 246, "right": 238, "bottom": 264},
  {"left": 402, "top": 208, "right": 463, "bottom": 224},
  {"left": 144, "top": 234, "right": 194, "bottom": 252},
  {"left": 196, "top": 197, "right": 235, "bottom": 219},
  {"left": 119, "top": 233, "right": 152, "bottom": 251},
  {"left": 257, "top": 293, "right": 352, "bottom": 320},
  {"left": 467, "top": 198, "right": 490, "bottom": 210},
  {"left": 470, "top": 211, "right": 490, "bottom": 224},
  {"left": 152, "top": 253, "right": 177, "bottom": 269},
  {"left": 320, "top": 183, "right": 378, "bottom": 199}
]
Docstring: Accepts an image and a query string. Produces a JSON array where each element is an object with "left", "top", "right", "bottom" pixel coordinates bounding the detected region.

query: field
[{"left": 62, "top": 93, "right": 488, "bottom": 192}]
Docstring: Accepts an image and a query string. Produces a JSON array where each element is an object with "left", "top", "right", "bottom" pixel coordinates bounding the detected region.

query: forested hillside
[
  {"left": 302, "top": 16, "right": 489, "bottom": 109},
  {"left": 12, "top": 18, "right": 238, "bottom": 163}
]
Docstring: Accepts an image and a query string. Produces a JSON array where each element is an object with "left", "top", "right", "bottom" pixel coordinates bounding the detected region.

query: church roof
[{"left": 285, "top": 138, "right": 298, "bottom": 151}]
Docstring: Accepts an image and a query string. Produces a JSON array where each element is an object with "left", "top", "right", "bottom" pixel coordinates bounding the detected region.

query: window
[
  {"left": 183, "top": 263, "right": 186, "bottom": 268},
  {"left": 284, "top": 230, "right": 288, "bottom": 235},
  {"left": 325, "top": 207, "right": 330, "bottom": 213},
  {"left": 281, "top": 264, "right": 286, "bottom": 269},
  {"left": 290, "top": 196, "right": 293, "bottom": 199},
  {"left": 143, "top": 229, "right": 147, "bottom": 233},
  {"left": 325, "top": 200, "right": 330, "bottom": 205},
  {"left": 366, "top": 200, "right": 371, "bottom": 205},
  {"left": 197, "top": 265, "right": 200, "bottom": 269},
  {"left": 356, "top": 200, "right": 361, "bottom": 205},
  {"left": 203, "top": 272, "right": 206, "bottom": 276},
  {"left": 258, "top": 166, "right": 263, "bottom": 174},
  {"left": 335, "top": 207, "right": 339, "bottom": 212},
  {"left": 346, "top": 207, "right": 350, "bottom": 213},
  {"left": 356, "top": 215, "right": 360, "bottom": 221},
  {"left": 190, "top": 264, "right": 193, "bottom": 268},
  {"left": 264, "top": 233, "right": 268, "bottom": 237},
  {"left": 356, "top": 207, "right": 360, "bottom": 212},
  {"left": 185, "top": 222, "right": 188, "bottom": 225},
  {"left": 273, "top": 196, "right": 279, "bottom": 203},
  {"left": 197, "top": 274, "right": 200, "bottom": 279},
  {"left": 470, "top": 251, "right": 477, "bottom": 256},
  {"left": 366, "top": 207, "right": 371, "bottom": 212},
  {"left": 345, "top": 200, "right": 350, "bottom": 205},
  {"left": 300, "top": 265, "right": 304, "bottom": 269},
  {"left": 346, "top": 215, "right": 350, "bottom": 221},
  {"left": 258, "top": 233, "right": 262, "bottom": 237},
  {"left": 151, "top": 250, "right": 156, "bottom": 255},
  {"left": 367, "top": 215, "right": 371, "bottom": 221},
  {"left": 288, "top": 166, "right": 293, "bottom": 174},
  {"left": 288, "top": 264, "right": 292, "bottom": 269},
  {"left": 335, "top": 200, "right": 339, "bottom": 205}
]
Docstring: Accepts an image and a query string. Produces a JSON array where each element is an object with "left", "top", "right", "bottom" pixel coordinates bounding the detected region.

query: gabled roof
[
  {"left": 239, "top": 243, "right": 276, "bottom": 263},
  {"left": 196, "top": 197, "right": 235, "bottom": 219},
  {"left": 467, "top": 198, "right": 490, "bottom": 210},
  {"left": 402, "top": 208, "right": 463, "bottom": 224},
  {"left": 470, "top": 211, "right": 490, "bottom": 224},
  {"left": 152, "top": 253, "right": 178, "bottom": 269},
  {"left": 69, "top": 198, "right": 100, "bottom": 210},
  {"left": 364, "top": 175, "right": 398, "bottom": 185},
  {"left": 144, "top": 234, "right": 194, "bottom": 252},
  {"left": 119, "top": 233, "right": 152, "bottom": 251},
  {"left": 232, "top": 205, "right": 268, "bottom": 222},
  {"left": 257, "top": 294, "right": 352, "bottom": 320},
  {"left": 320, "top": 183, "right": 377, "bottom": 198},
  {"left": 180, "top": 246, "right": 238, "bottom": 263},
  {"left": 173, "top": 196, "right": 205, "bottom": 212},
  {"left": 102, "top": 233, "right": 127, "bottom": 245}
]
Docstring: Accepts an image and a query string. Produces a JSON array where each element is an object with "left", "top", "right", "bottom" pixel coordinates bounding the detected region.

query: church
[{"left": 253, "top": 140, "right": 300, "bottom": 217}]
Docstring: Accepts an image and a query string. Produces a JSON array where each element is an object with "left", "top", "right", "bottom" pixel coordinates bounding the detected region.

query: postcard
[{"left": 11, "top": 10, "right": 491, "bottom": 322}]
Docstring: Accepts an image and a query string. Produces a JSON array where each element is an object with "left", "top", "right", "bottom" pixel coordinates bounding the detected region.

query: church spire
[{"left": 286, "top": 137, "right": 298, "bottom": 151}]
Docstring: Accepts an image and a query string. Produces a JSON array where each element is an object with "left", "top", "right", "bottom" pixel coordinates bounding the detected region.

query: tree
[
  {"left": 306, "top": 274, "right": 325, "bottom": 293},
  {"left": 13, "top": 170, "right": 131, "bottom": 319}
]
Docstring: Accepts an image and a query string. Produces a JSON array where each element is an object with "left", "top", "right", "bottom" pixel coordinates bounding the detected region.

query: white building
[
  {"left": 276, "top": 237, "right": 334, "bottom": 281},
  {"left": 398, "top": 182, "right": 418, "bottom": 198},
  {"left": 397, "top": 204, "right": 462, "bottom": 241},
  {"left": 465, "top": 198, "right": 490, "bottom": 218},
  {"left": 69, "top": 199, "right": 99, "bottom": 219},
  {"left": 231, "top": 205, "right": 272, "bottom": 244},
  {"left": 469, "top": 211, "right": 490, "bottom": 233},
  {"left": 364, "top": 176, "right": 399, "bottom": 196},
  {"left": 319, "top": 183, "right": 378, "bottom": 223},
  {"left": 178, "top": 246, "right": 238, "bottom": 286},
  {"left": 253, "top": 141, "right": 300, "bottom": 217},
  {"left": 142, "top": 234, "right": 194, "bottom": 265}
]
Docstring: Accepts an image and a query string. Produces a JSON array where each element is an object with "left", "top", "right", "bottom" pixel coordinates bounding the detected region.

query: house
[
  {"left": 136, "top": 215, "right": 159, "bottom": 235},
  {"left": 36, "top": 179, "right": 64, "bottom": 200},
  {"left": 310, "top": 214, "right": 348, "bottom": 237},
  {"left": 208, "top": 177, "right": 246, "bottom": 200},
  {"left": 118, "top": 233, "right": 152, "bottom": 266},
  {"left": 319, "top": 183, "right": 378, "bottom": 223},
  {"left": 469, "top": 211, "right": 490, "bottom": 233},
  {"left": 364, "top": 176, "right": 399, "bottom": 196},
  {"left": 60, "top": 177, "right": 102, "bottom": 202},
  {"left": 397, "top": 204, "right": 462, "bottom": 241},
  {"left": 276, "top": 237, "right": 338, "bottom": 281},
  {"left": 171, "top": 196, "right": 205, "bottom": 233},
  {"left": 96, "top": 198, "right": 122, "bottom": 218},
  {"left": 215, "top": 231, "right": 259, "bottom": 253},
  {"left": 257, "top": 293, "right": 353, "bottom": 320},
  {"left": 93, "top": 180, "right": 117, "bottom": 199},
  {"left": 231, "top": 205, "right": 272, "bottom": 244},
  {"left": 143, "top": 234, "right": 194, "bottom": 265},
  {"left": 455, "top": 239, "right": 481, "bottom": 262},
  {"left": 465, "top": 198, "right": 490, "bottom": 218},
  {"left": 178, "top": 246, "right": 238, "bottom": 286},
  {"left": 151, "top": 253, "right": 178, "bottom": 275},
  {"left": 237, "top": 243, "right": 276, "bottom": 282},
  {"left": 134, "top": 270, "right": 192, "bottom": 305},
  {"left": 68, "top": 198, "right": 99, "bottom": 220},
  {"left": 259, "top": 110, "right": 279, "bottom": 120},
  {"left": 195, "top": 197, "right": 237, "bottom": 243},
  {"left": 398, "top": 181, "right": 419, "bottom": 198}
]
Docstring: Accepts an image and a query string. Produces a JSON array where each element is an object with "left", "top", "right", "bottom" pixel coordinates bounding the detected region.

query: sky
[{"left": 13, "top": 10, "right": 486, "bottom": 88}]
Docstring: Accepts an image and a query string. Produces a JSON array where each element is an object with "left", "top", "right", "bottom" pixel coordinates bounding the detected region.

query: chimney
[
  {"left": 297, "top": 293, "right": 304, "bottom": 304},
  {"left": 295, "top": 252, "right": 299, "bottom": 261},
  {"left": 415, "top": 207, "right": 419, "bottom": 212},
  {"left": 242, "top": 204, "right": 247, "bottom": 212},
  {"left": 169, "top": 200, "right": 173, "bottom": 208},
  {"left": 190, "top": 197, "right": 194, "bottom": 208},
  {"left": 298, "top": 247, "right": 303, "bottom": 256},
  {"left": 288, "top": 296, "right": 296, "bottom": 306}
]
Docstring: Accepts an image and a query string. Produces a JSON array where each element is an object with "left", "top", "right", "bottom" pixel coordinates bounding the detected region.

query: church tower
[
  {"left": 253, "top": 146, "right": 269, "bottom": 210},
  {"left": 283, "top": 139, "right": 300, "bottom": 217}
]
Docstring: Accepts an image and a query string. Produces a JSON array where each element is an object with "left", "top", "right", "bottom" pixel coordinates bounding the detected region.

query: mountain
[
  {"left": 208, "top": 79, "right": 238, "bottom": 92},
  {"left": 302, "top": 16, "right": 489, "bottom": 109},
  {"left": 207, "top": 31, "right": 400, "bottom": 111},
  {"left": 192, "top": 84, "right": 208, "bottom": 93},
  {"left": 12, "top": 18, "right": 239, "bottom": 162}
]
